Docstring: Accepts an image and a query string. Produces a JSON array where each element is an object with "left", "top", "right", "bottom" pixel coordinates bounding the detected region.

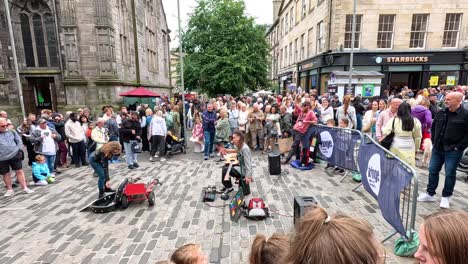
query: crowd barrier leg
[
  {"left": 382, "top": 231, "right": 398, "bottom": 243},
  {"left": 352, "top": 182, "right": 363, "bottom": 192},
  {"left": 339, "top": 170, "right": 350, "bottom": 182}
]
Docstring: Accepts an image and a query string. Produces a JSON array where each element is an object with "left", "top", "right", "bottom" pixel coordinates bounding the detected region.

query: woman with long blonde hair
[
  {"left": 89, "top": 141, "right": 121, "bottom": 198},
  {"left": 415, "top": 211, "right": 468, "bottom": 264}
]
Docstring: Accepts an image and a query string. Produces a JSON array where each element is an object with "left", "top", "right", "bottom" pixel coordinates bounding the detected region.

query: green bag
[
  {"left": 394, "top": 230, "right": 420, "bottom": 257},
  {"left": 352, "top": 172, "right": 362, "bottom": 182}
]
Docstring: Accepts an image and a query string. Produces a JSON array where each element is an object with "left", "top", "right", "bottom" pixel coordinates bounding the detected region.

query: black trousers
[
  {"left": 221, "top": 164, "right": 242, "bottom": 188},
  {"left": 142, "top": 127, "right": 150, "bottom": 151},
  {"left": 150, "top": 135, "right": 165, "bottom": 157},
  {"left": 70, "top": 141, "right": 86, "bottom": 165}
]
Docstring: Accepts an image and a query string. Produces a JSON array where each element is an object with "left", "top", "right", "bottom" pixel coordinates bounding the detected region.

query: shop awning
[{"left": 331, "top": 71, "right": 384, "bottom": 78}]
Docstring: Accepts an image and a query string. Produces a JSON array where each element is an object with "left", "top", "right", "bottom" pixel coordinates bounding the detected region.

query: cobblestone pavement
[{"left": 0, "top": 148, "right": 467, "bottom": 264}]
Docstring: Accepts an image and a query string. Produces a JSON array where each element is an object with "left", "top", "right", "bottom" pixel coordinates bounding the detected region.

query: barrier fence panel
[
  {"left": 314, "top": 125, "right": 363, "bottom": 182},
  {"left": 358, "top": 134, "right": 418, "bottom": 242}
]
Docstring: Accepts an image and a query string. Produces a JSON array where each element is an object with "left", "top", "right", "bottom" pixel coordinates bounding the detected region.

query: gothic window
[
  {"left": 32, "top": 13, "right": 47, "bottom": 67},
  {"left": 119, "top": 0, "right": 130, "bottom": 65},
  {"left": 145, "top": 0, "right": 157, "bottom": 72},
  {"left": 20, "top": 14, "right": 35, "bottom": 67},
  {"left": 18, "top": 1, "right": 59, "bottom": 68},
  {"left": 44, "top": 14, "right": 58, "bottom": 67}
]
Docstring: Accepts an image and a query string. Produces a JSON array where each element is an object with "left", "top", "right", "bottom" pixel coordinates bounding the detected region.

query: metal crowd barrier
[
  {"left": 359, "top": 134, "right": 418, "bottom": 243},
  {"left": 313, "top": 125, "right": 364, "bottom": 183},
  {"left": 312, "top": 125, "right": 418, "bottom": 242}
]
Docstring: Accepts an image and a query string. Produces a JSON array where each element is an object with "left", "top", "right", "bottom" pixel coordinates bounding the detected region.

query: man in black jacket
[
  {"left": 120, "top": 111, "right": 141, "bottom": 169},
  {"left": 418, "top": 92, "right": 468, "bottom": 209}
]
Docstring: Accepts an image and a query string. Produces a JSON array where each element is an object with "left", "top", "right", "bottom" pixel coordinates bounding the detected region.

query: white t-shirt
[{"left": 37, "top": 127, "right": 55, "bottom": 155}]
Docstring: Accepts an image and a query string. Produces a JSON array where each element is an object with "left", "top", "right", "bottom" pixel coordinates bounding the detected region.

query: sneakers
[
  {"left": 160, "top": 157, "right": 166, "bottom": 162},
  {"left": 440, "top": 197, "right": 450, "bottom": 209},
  {"left": 128, "top": 165, "right": 135, "bottom": 170},
  {"left": 417, "top": 193, "right": 436, "bottom": 202},
  {"left": 154, "top": 155, "right": 159, "bottom": 158},
  {"left": 4, "top": 189, "right": 14, "bottom": 197},
  {"left": 209, "top": 153, "right": 215, "bottom": 158},
  {"left": 23, "top": 188, "right": 34, "bottom": 194},
  {"left": 217, "top": 187, "right": 234, "bottom": 194},
  {"left": 204, "top": 156, "right": 208, "bottom": 160},
  {"left": 149, "top": 157, "right": 154, "bottom": 162},
  {"left": 133, "top": 163, "right": 139, "bottom": 168}
]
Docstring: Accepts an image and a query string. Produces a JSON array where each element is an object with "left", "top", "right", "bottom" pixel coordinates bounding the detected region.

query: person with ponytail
[
  {"left": 335, "top": 95, "right": 357, "bottom": 129},
  {"left": 382, "top": 102, "right": 422, "bottom": 167},
  {"left": 249, "top": 233, "right": 289, "bottom": 264},
  {"left": 287, "top": 206, "right": 386, "bottom": 264}
]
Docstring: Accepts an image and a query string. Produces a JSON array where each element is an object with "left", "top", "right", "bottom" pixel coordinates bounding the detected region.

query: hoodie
[
  {"left": 411, "top": 105, "right": 432, "bottom": 133},
  {"left": 32, "top": 162, "right": 51, "bottom": 181}
]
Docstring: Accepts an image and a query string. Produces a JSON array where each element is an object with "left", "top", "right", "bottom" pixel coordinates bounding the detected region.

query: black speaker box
[
  {"left": 268, "top": 152, "right": 281, "bottom": 175},
  {"left": 294, "top": 196, "right": 317, "bottom": 224}
]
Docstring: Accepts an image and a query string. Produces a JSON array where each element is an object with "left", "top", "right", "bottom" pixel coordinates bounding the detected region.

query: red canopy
[{"left": 119, "top": 87, "right": 160, "bottom": 97}]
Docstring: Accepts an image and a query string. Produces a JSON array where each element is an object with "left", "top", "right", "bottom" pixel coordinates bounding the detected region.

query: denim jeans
[
  {"left": 89, "top": 152, "right": 105, "bottom": 190},
  {"left": 123, "top": 141, "right": 138, "bottom": 165},
  {"left": 44, "top": 154, "right": 56, "bottom": 173},
  {"left": 203, "top": 131, "right": 215, "bottom": 157},
  {"left": 427, "top": 148, "right": 464, "bottom": 197}
]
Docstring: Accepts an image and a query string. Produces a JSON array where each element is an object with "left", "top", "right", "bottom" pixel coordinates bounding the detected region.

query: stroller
[
  {"left": 166, "top": 132, "right": 186, "bottom": 157},
  {"left": 457, "top": 148, "right": 468, "bottom": 182}
]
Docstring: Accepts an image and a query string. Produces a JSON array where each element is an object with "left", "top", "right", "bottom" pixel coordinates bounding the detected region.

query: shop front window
[{"left": 428, "top": 71, "right": 459, "bottom": 87}]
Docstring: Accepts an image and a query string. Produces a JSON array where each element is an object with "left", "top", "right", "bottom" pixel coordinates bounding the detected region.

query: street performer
[
  {"left": 282, "top": 101, "right": 318, "bottom": 165},
  {"left": 219, "top": 130, "right": 253, "bottom": 197}
]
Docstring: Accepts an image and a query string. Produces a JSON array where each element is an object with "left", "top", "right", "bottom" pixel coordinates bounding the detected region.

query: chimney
[{"left": 273, "top": 0, "right": 282, "bottom": 22}]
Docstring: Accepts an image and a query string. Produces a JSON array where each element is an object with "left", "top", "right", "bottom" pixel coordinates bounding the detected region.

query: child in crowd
[
  {"left": 338, "top": 118, "right": 349, "bottom": 129},
  {"left": 249, "top": 233, "right": 289, "bottom": 264},
  {"left": 324, "top": 119, "right": 336, "bottom": 170},
  {"left": 32, "top": 155, "right": 55, "bottom": 186},
  {"left": 170, "top": 244, "right": 208, "bottom": 264},
  {"left": 189, "top": 116, "right": 204, "bottom": 153}
]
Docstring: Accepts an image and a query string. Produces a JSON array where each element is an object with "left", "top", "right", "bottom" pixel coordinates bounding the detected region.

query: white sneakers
[
  {"left": 440, "top": 197, "right": 450, "bottom": 209},
  {"left": 417, "top": 193, "right": 436, "bottom": 202},
  {"left": 3, "top": 188, "right": 34, "bottom": 197},
  {"left": 417, "top": 193, "right": 450, "bottom": 209}
]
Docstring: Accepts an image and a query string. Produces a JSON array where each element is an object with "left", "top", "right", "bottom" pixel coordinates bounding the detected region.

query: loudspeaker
[
  {"left": 294, "top": 196, "right": 317, "bottom": 224},
  {"left": 268, "top": 152, "right": 281, "bottom": 175}
]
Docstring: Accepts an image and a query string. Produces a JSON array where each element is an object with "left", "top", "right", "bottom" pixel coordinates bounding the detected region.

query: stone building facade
[
  {"left": 0, "top": 0, "right": 171, "bottom": 122},
  {"left": 267, "top": 0, "right": 468, "bottom": 95}
]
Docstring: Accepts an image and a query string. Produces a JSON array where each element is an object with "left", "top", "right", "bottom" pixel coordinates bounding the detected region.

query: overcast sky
[{"left": 162, "top": 0, "right": 273, "bottom": 47}]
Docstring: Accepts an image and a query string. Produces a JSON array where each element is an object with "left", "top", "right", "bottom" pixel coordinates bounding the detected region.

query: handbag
[
  {"left": 380, "top": 118, "right": 396, "bottom": 150},
  {"left": 131, "top": 141, "right": 142, "bottom": 153}
]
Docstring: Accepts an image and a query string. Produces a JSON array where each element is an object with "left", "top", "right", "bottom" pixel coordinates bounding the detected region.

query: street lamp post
[
  {"left": 4, "top": 0, "right": 26, "bottom": 119},
  {"left": 177, "top": 0, "right": 188, "bottom": 146},
  {"left": 348, "top": 0, "right": 357, "bottom": 94}
]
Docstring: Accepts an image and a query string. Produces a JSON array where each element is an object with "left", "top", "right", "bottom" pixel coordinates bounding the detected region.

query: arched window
[
  {"left": 18, "top": 1, "right": 59, "bottom": 68},
  {"left": 44, "top": 13, "right": 58, "bottom": 67},
  {"left": 20, "top": 14, "right": 35, "bottom": 67},
  {"left": 32, "top": 13, "right": 47, "bottom": 67}
]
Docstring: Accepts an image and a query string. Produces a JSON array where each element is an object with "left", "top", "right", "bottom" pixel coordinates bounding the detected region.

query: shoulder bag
[{"left": 380, "top": 118, "right": 396, "bottom": 150}]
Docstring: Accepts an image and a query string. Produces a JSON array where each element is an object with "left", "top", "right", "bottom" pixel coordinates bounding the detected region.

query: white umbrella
[{"left": 253, "top": 90, "right": 272, "bottom": 96}]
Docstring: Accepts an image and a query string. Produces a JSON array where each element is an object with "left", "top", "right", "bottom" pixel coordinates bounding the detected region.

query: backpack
[
  {"left": 243, "top": 198, "right": 269, "bottom": 220},
  {"left": 165, "top": 113, "right": 173, "bottom": 128},
  {"left": 86, "top": 138, "right": 97, "bottom": 153}
]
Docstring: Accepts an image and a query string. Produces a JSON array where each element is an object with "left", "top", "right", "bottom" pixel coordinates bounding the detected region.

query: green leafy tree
[{"left": 182, "top": 0, "right": 269, "bottom": 97}]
